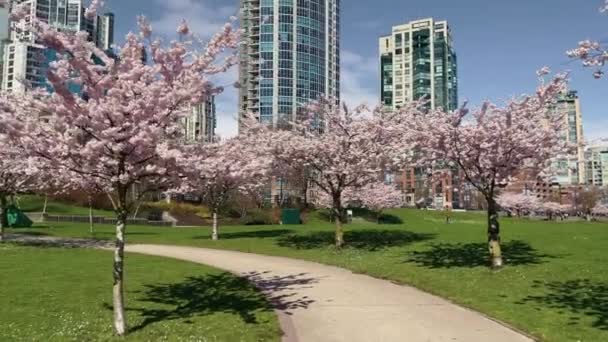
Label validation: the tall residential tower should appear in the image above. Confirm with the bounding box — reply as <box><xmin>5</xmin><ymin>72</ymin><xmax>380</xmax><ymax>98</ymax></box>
<box><xmin>182</xmin><ymin>98</ymin><xmax>217</xmax><ymax>143</ymax></box>
<box><xmin>379</xmin><ymin>18</ymin><xmax>457</xmax><ymax>111</ymax></box>
<box><xmin>553</xmin><ymin>90</ymin><xmax>586</xmax><ymax>186</ymax></box>
<box><xmin>380</xmin><ymin>18</ymin><xmax>459</xmax><ymax>208</ymax></box>
<box><xmin>1</xmin><ymin>0</ymin><xmax>114</xmax><ymax>92</ymax></box>
<box><xmin>238</xmin><ymin>0</ymin><xmax>340</xmax><ymax>129</ymax></box>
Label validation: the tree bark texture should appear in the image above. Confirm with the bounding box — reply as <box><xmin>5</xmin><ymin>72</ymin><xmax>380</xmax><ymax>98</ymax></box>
<box><xmin>89</xmin><ymin>197</ymin><xmax>94</xmax><ymax>234</ymax></box>
<box><xmin>487</xmin><ymin>198</ymin><xmax>503</xmax><ymax>269</ymax></box>
<box><xmin>212</xmin><ymin>210</ymin><xmax>219</xmax><ymax>241</ymax></box>
<box><xmin>113</xmin><ymin>200</ymin><xmax>128</xmax><ymax>336</ymax></box>
<box><xmin>42</xmin><ymin>194</ymin><xmax>48</xmax><ymax>215</ymax></box>
<box><xmin>333</xmin><ymin>194</ymin><xmax>344</xmax><ymax>248</ymax></box>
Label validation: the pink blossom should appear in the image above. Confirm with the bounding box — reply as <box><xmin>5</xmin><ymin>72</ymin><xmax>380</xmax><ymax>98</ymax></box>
<box><xmin>177</xmin><ymin>20</ymin><xmax>190</xmax><ymax>36</ymax></box>
<box><xmin>592</xmin><ymin>203</ymin><xmax>608</xmax><ymax>215</ymax></box>
<box><xmin>1</xmin><ymin>5</ymin><xmax>240</xmax><ymax>334</ymax></box>
<box><xmin>497</xmin><ymin>192</ymin><xmax>540</xmax><ymax>214</ymax></box>
<box><xmin>567</xmin><ymin>2</ymin><xmax>608</xmax><ymax>77</ymax></box>
<box><xmin>536</xmin><ymin>66</ymin><xmax>551</xmax><ymax>77</ymax></box>
<box><xmin>85</xmin><ymin>0</ymin><xmax>104</xmax><ymax>20</ymax></box>
<box><xmin>256</xmin><ymin>97</ymin><xmax>418</xmax><ymax>246</ymax></box>
<box><xmin>175</xmin><ymin>136</ymin><xmax>271</xmax><ymax>239</ymax></box>
<box><xmin>137</xmin><ymin>16</ymin><xmax>153</xmax><ymax>39</ymax></box>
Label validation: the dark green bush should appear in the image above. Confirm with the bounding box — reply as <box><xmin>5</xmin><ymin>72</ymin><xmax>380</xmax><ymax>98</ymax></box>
<box><xmin>240</xmin><ymin>209</ymin><xmax>273</xmax><ymax>225</ymax></box>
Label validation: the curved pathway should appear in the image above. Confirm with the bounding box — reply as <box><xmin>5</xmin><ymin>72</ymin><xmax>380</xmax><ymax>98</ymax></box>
<box><xmin>126</xmin><ymin>244</ymin><xmax>533</xmax><ymax>342</ymax></box>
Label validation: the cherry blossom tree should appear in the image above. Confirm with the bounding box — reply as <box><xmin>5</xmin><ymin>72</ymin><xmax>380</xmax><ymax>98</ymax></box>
<box><xmin>0</xmin><ymin>93</ymin><xmax>41</xmax><ymax>241</ymax></box>
<box><xmin>178</xmin><ymin>136</ymin><xmax>270</xmax><ymax>240</ymax></box>
<box><xmin>312</xmin><ymin>181</ymin><xmax>403</xmax><ymax>223</ymax></box>
<box><xmin>409</xmin><ymin>71</ymin><xmax>571</xmax><ymax>268</ymax></box>
<box><xmin>497</xmin><ymin>192</ymin><xmax>540</xmax><ymax>217</ymax></box>
<box><xmin>570</xmin><ymin>186</ymin><xmax>602</xmax><ymax>221</ymax></box>
<box><xmin>349</xmin><ymin>182</ymin><xmax>404</xmax><ymax>223</ymax></box>
<box><xmin>5</xmin><ymin>2</ymin><xmax>239</xmax><ymax>335</ymax></box>
<box><xmin>567</xmin><ymin>0</ymin><xmax>608</xmax><ymax>78</ymax></box>
<box><xmin>592</xmin><ymin>203</ymin><xmax>608</xmax><ymax>216</ymax></box>
<box><xmin>268</xmin><ymin>98</ymin><xmax>414</xmax><ymax>247</ymax></box>
<box><xmin>540</xmin><ymin>201</ymin><xmax>570</xmax><ymax>220</ymax></box>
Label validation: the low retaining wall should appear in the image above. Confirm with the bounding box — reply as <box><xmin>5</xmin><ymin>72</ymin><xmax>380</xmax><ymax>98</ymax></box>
<box><xmin>25</xmin><ymin>213</ymin><xmax>173</xmax><ymax>227</ymax></box>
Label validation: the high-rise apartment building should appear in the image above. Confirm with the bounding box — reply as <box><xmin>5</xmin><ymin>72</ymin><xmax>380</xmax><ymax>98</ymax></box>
<box><xmin>379</xmin><ymin>18</ymin><xmax>457</xmax><ymax>111</ymax></box>
<box><xmin>238</xmin><ymin>0</ymin><xmax>340</xmax><ymax>130</ymax></box>
<box><xmin>95</xmin><ymin>12</ymin><xmax>114</xmax><ymax>51</ymax></box>
<box><xmin>552</xmin><ymin>90</ymin><xmax>585</xmax><ymax>185</ymax></box>
<box><xmin>0</xmin><ymin>5</ymin><xmax>10</xmax><ymax>86</ymax></box>
<box><xmin>585</xmin><ymin>144</ymin><xmax>608</xmax><ymax>186</ymax></box>
<box><xmin>380</xmin><ymin>18</ymin><xmax>459</xmax><ymax>208</ymax></box>
<box><xmin>1</xmin><ymin>0</ymin><xmax>114</xmax><ymax>92</ymax></box>
<box><xmin>182</xmin><ymin>98</ymin><xmax>216</xmax><ymax>143</ymax></box>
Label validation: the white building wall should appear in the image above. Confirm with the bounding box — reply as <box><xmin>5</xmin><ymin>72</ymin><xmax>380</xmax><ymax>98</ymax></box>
<box><xmin>182</xmin><ymin>97</ymin><xmax>216</xmax><ymax>143</ymax></box>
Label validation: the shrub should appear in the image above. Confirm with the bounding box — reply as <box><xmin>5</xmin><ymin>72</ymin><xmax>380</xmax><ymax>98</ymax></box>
<box><xmin>240</xmin><ymin>209</ymin><xmax>273</xmax><ymax>225</ymax></box>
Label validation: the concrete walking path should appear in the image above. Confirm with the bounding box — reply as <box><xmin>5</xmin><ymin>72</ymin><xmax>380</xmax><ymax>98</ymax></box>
<box><xmin>126</xmin><ymin>244</ymin><xmax>534</xmax><ymax>342</ymax></box>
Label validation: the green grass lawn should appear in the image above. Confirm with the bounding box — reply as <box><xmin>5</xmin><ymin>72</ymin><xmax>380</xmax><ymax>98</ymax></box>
<box><xmin>17</xmin><ymin>194</ymin><xmax>115</xmax><ymax>217</ymax></box>
<box><xmin>0</xmin><ymin>243</ymin><xmax>279</xmax><ymax>342</ymax></box>
<box><xmin>9</xmin><ymin>209</ymin><xmax>608</xmax><ymax>342</ymax></box>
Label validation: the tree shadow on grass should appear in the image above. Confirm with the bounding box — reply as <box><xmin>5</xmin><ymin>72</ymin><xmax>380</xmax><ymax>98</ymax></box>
<box><xmin>10</xmin><ymin>231</ymin><xmax>50</xmax><ymax>237</ymax></box>
<box><xmin>406</xmin><ymin>240</ymin><xmax>556</xmax><ymax>268</ymax></box>
<box><xmin>7</xmin><ymin>235</ymin><xmax>113</xmax><ymax>249</ymax></box>
<box><xmin>317</xmin><ymin>208</ymin><xmax>404</xmax><ymax>225</ymax></box>
<box><xmin>277</xmin><ymin>230</ymin><xmax>435</xmax><ymax>251</ymax></box>
<box><xmin>517</xmin><ymin>279</ymin><xmax>608</xmax><ymax>330</ymax></box>
<box><xmin>351</xmin><ymin>208</ymin><xmax>404</xmax><ymax>224</ymax></box>
<box><xmin>194</xmin><ymin>229</ymin><xmax>294</xmax><ymax>240</ymax></box>
<box><xmin>126</xmin><ymin>272</ymin><xmax>317</xmax><ymax>333</ymax></box>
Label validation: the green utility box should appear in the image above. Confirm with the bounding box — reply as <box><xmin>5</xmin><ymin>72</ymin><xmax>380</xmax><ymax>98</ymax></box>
<box><xmin>7</xmin><ymin>206</ymin><xmax>33</xmax><ymax>228</ymax></box>
<box><xmin>281</xmin><ymin>209</ymin><xmax>301</xmax><ymax>225</ymax></box>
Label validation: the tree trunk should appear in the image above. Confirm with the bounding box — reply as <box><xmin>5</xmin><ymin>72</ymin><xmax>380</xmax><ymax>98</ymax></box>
<box><xmin>335</xmin><ymin>217</ymin><xmax>344</xmax><ymax>248</ymax></box>
<box><xmin>212</xmin><ymin>210</ymin><xmax>219</xmax><ymax>241</ymax></box>
<box><xmin>487</xmin><ymin>198</ymin><xmax>503</xmax><ymax>269</ymax></box>
<box><xmin>89</xmin><ymin>197</ymin><xmax>94</xmax><ymax>234</ymax></box>
<box><xmin>0</xmin><ymin>195</ymin><xmax>7</xmax><ymax>242</ymax></box>
<box><xmin>113</xmin><ymin>208</ymin><xmax>127</xmax><ymax>336</ymax></box>
<box><xmin>42</xmin><ymin>194</ymin><xmax>48</xmax><ymax>215</ymax></box>
<box><xmin>42</xmin><ymin>194</ymin><xmax>48</xmax><ymax>222</ymax></box>
<box><xmin>333</xmin><ymin>194</ymin><xmax>344</xmax><ymax>248</ymax></box>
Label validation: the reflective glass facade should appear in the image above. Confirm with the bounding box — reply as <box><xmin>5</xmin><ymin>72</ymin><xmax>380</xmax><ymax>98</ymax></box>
<box><xmin>239</xmin><ymin>0</ymin><xmax>340</xmax><ymax>130</ymax></box>
<box><xmin>553</xmin><ymin>91</ymin><xmax>586</xmax><ymax>185</ymax></box>
<box><xmin>379</xmin><ymin>18</ymin><xmax>457</xmax><ymax>112</ymax></box>
<box><xmin>2</xmin><ymin>0</ymin><xmax>114</xmax><ymax>92</ymax></box>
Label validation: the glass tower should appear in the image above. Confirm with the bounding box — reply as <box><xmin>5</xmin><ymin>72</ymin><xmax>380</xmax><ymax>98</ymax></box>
<box><xmin>182</xmin><ymin>97</ymin><xmax>217</xmax><ymax>144</ymax></box>
<box><xmin>2</xmin><ymin>0</ymin><xmax>114</xmax><ymax>92</ymax></box>
<box><xmin>380</xmin><ymin>19</ymin><xmax>460</xmax><ymax>209</ymax></box>
<box><xmin>379</xmin><ymin>18</ymin><xmax>457</xmax><ymax>111</ymax></box>
<box><xmin>553</xmin><ymin>90</ymin><xmax>585</xmax><ymax>185</ymax></box>
<box><xmin>239</xmin><ymin>0</ymin><xmax>340</xmax><ymax>130</ymax></box>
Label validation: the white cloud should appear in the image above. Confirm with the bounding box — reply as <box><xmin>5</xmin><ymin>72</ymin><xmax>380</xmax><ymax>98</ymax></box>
<box><xmin>149</xmin><ymin>0</ymin><xmax>236</xmax><ymax>39</ymax></box>
<box><xmin>148</xmin><ymin>4</ymin><xmax>381</xmax><ymax>136</ymax></box>
<box><xmin>150</xmin><ymin>0</ymin><xmax>240</xmax><ymax>138</ymax></box>
<box><xmin>210</xmin><ymin>67</ymin><xmax>239</xmax><ymax>139</ymax></box>
<box><xmin>212</xmin><ymin>49</ymin><xmax>382</xmax><ymax>138</ymax></box>
<box><xmin>340</xmin><ymin>50</ymin><xmax>379</xmax><ymax>107</ymax></box>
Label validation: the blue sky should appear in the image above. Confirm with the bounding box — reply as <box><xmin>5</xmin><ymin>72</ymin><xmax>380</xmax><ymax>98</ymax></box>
<box><xmin>104</xmin><ymin>0</ymin><xmax>607</xmax><ymax>140</ymax></box>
